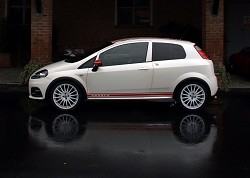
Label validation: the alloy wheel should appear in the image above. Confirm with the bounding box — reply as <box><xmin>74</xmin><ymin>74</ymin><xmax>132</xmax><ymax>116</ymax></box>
<box><xmin>52</xmin><ymin>83</ymin><xmax>80</xmax><ymax>110</ymax></box>
<box><xmin>180</xmin><ymin>83</ymin><xmax>206</xmax><ymax>110</ymax></box>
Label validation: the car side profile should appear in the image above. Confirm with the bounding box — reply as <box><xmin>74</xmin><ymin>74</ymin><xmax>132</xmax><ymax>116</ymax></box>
<box><xmin>29</xmin><ymin>38</ymin><xmax>218</xmax><ymax>111</ymax></box>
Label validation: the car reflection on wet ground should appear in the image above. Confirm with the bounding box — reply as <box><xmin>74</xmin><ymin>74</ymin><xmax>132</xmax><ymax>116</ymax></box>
<box><xmin>0</xmin><ymin>85</ymin><xmax>250</xmax><ymax>178</ymax></box>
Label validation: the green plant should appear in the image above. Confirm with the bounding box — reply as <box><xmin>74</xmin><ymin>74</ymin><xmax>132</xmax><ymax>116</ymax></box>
<box><xmin>19</xmin><ymin>61</ymin><xmax>45</xmax><ymax>85</ymax></box>
<box><xmin>215</xmin><ymin>64</ymin><xmax>230</xmax><ymax>92</ymax></box>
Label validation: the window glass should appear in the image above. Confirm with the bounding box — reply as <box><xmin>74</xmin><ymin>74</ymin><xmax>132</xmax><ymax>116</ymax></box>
<box><xmin>9</xmin><ymin>0</ymin><xmax>23</xmax><ymax>6</ymax></box>
<box><xmin>26</xmin><ymin>0</ymin><xmax>31</xmax><ymax>5</ymax></box>
<box><xmin>152</xmin><ymin>43</ymin><xmax>186</xmax><ymax>61</ymax></box>
<box><xmin>117</xmin><ymin>0</ymin><xmax>133</xmax><ymax>7</ymax></box>
<box><xmin>99</xmin><ymin>42</ymin><xmax>148</xmax><ymax>66</ymax></box>
<box><xmin>117</xmin><ymin>0</ymin><xmax>151</xmax><ymax>26</ymax></box>
<box><xmin>117</xmin><ymin>8</ymin><xmax>133</xmax><ymax>25</ymax></box>
<box><xmin>135</xmin><ymin>0</ymin><xmax>150</xmax><ymax>7</ymax></box>
<box><xmin>8</xmin><ymin>0</ymin><xmax>31</xmax><ymax>25</ymax></box>
<box><xmin>9</xmin><ymin>0</ymin><xmax>31</xmax><ymax>6</ymax></box>
<box><xmin>78</xmin><ymin>56</ymin><xmax>96</xmax><ymax>69</ymax></box>
<box><xmin>9</xmin><ymin>8</ymin><xmax>23</xmax><ymax>24</ymax></box>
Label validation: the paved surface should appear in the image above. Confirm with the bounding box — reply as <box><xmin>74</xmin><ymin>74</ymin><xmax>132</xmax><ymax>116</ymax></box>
<box><xmin>0</xmin><ymin>68</ymin><xmax>250</xmax><ymax>88</ymax></box>
<box><xmin>0</xmin><ymin>67</ymin><xmax>250</xmax><ymax>178</ymax></box>
<box><xmin>0</xmin><ymin>68</ymin><xmax>23</xmax><ymax>84</ymax></box>
<box><xmin>0</xmin><ymin>84</ymin><xmax>250</xmax><ymax>178</ymax></box>
<box><xmin>229</xmin><ymin>74</ymin><xmax>250</xmax><ymax>88</ymax></box>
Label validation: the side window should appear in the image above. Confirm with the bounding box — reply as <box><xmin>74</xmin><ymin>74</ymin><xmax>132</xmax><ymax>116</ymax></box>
<box><xmin>99</xmin><ymin>42</ymin><xmax>148</xmax><ymax>66</ymax></box>
<box><xmin>78</xmin><ymin>56</ymin><xmax>96</xmax><ymax>69</ymax></box>
<box><xmin>152</xmin><ymin>43</ymin><xmax>186</xmax><ymax>61</ymax></box>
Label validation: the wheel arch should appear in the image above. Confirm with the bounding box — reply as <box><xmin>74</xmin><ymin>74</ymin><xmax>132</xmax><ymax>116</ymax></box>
<box><xmin>45</xmin><ymin>77</ymin><xmax>87</xmax><ymax>100</ymax></box>
<box><xmin>173</xmin><ymin>77</ymin><xmax>211</xmax><ymax>100</ymax></box>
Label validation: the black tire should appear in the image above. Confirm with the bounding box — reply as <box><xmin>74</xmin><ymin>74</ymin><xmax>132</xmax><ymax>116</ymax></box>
<box><xmin>176</xmin><ymin>82</ymin><xmax>208</xmax><ymax>111</ymax></box>
<box><xmin>50</xmin><ymin>81</ymin><xmax>82</xmax><ymax>111</ymax></box>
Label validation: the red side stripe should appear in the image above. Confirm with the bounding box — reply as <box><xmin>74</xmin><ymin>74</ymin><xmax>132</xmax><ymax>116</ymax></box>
<box><xmin>87</xmin><ymin>92</ymin><xmax>173</xmax><ymax>98</ymax></box>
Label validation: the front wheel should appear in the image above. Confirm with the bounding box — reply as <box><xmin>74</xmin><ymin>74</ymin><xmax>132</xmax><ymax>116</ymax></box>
<box><xmin>51</xmin><ymin>81</ymin><xmax>82</xmax><ymax>111</ymax></box>
<box><xmin>177</xmin><ymin>82</ymin><xmax>208</xmax><ymax>111</ymax></box>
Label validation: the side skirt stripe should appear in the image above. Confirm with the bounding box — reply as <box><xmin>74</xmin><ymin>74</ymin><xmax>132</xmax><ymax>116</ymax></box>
<box><xmin>87</xmin><ymin>92</ymin><xmax>173</xmax><ymax>99</ymax></box>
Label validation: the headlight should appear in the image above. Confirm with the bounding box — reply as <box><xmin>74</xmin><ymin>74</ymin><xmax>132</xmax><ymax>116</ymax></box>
<box><xmin>31</xmin><ymin>69</ymin><xmax>48</xmax><ymax>79</ymax></box>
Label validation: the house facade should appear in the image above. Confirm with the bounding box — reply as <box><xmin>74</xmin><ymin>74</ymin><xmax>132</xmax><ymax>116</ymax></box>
<box><xmin>1</xmin><ymin>0</ymin><xmax>249</xmax><ymax>68</ymax></box>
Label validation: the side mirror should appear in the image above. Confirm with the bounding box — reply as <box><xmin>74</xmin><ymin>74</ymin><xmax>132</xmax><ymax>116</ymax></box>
<box><xmin>92</xmin><ymin>59</ymin><xmax>102</xmax><ymax>72</ymax></box>
<box><xmin>94</xmin><ymin>59</ymin><xmax>102</xmax><ymax>67</ymax></box>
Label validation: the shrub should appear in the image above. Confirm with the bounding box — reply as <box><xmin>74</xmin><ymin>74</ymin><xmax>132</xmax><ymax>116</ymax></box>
<box><xmin>215</xmin><ymin>64</ymin><xmax>230</xmax><ymax>92</ymax></box>
<box><xmin>19</xmin><ymin>61</ymin><xmax>45</xmax><ymax>85</ymax></box>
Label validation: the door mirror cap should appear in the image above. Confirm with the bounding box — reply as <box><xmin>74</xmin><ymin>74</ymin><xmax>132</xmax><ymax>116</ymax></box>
<box><xmin>94</xmin><ymin>59</ymin><xmax>102</xmax><ymax>67</ymax></box>
<box><xmin>92</xmin><ymin>59</ymin><xmax>102</xmax><ymax>72</ymax></box>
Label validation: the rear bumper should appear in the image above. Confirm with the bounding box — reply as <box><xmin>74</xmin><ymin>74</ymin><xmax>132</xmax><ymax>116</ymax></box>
<box><xmin>209</xmin><ymin>75</ymin><xmax>218</xmax><ymax>96</ymax></box>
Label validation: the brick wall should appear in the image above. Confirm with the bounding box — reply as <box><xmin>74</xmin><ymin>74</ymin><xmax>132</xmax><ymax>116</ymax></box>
<box><xmin>31</xmin><ymin>0</ymin><xmax>53</xmax><ymax>63</ymax></box>
<box><xmin>53</xmin><ymin>0</ymin><xmax>201</xmax><ymax>58</ymax></box>
<box><xmin>202</xmin><ymin>0</ymin><xmax>224</xmax><ymax>66</ymax></box>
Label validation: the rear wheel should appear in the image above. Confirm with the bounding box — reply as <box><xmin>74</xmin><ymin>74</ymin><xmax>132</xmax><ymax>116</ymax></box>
<box><xmin>51</xmin><ymin>81</ymin><xmax>82</xmax><ymax>111</ymax></box>
<box><xmin>177</xmin><ymin>82</ymin><xmax>208</xmax><ymax>111</ymax></box>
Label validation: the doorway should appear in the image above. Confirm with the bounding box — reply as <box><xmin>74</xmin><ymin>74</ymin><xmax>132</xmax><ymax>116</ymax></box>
<box><xmin>226</xmin><ymin>0</ymin><xmax>250</xmax><ymax>88</ymax></box>
<box><xmin>7</xmin><ymin>0</ymin><xmax>31</xmax><ymax>67</ymax></box>
<box><xmin>226</xmin><ymin>1</ymin><xmax>250</xmax><ymax>58</ymax></box>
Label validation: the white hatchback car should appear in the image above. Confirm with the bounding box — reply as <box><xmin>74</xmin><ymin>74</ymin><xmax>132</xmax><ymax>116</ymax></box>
<box><xmin>29</xmin><ymin>38</ymin><xmax>218</xmax><ymax>111</ymax></box>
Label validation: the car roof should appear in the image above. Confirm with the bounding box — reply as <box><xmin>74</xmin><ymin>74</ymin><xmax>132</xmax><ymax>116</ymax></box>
<box><xmin>112</xmin><ymin>37</ymin><xmax>194</xmax><ymax>45</ymax></box>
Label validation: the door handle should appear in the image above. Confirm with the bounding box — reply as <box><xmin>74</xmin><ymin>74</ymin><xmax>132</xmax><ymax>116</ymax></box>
<box><xmin>138</xmin><ymin>67</ymin><xmax>149</xmax><ymax>71</ymax></box>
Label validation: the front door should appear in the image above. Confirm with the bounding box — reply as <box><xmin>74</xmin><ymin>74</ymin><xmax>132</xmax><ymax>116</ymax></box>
<box><xmin>8</xmin><ymin>0</ymin><xmax>31</xmax><ymax>66</ymax></box>
<box><xmin>86</xmin><ymin>42</ymin><xmax>153</xmax><ymax>99</ymax></box>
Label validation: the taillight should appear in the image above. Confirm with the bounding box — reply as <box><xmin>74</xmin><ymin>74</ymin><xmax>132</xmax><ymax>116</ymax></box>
<box><xmin>194</xmin><ymin>45</ymin><xmax>210</xmax><ymax>60</ymax></box>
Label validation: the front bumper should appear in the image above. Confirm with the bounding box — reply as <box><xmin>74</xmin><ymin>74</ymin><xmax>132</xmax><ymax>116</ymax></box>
<box><xmin>29</xmin><ymin>78</ymin><xmax>51</xmax><ymax>100</ymax></box>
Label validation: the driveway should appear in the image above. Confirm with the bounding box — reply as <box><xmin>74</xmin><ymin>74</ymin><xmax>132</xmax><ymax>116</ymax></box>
<box><xmin>0</xmin><ymin>85</ymin><xmax>250</xmax><ymax>178</ymax></box>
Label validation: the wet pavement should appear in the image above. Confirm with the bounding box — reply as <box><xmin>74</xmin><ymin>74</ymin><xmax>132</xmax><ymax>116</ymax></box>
<box><xmin>0</xmin><ymin>85</ymin><xmax>250</xmax><ymax>178</ymax></box>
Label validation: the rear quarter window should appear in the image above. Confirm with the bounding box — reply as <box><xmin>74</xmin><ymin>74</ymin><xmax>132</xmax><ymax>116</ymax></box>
<box><xmin>152</xmin><ymin>43</ymin><xmax>186</xmax><ymax>61</ymax></box>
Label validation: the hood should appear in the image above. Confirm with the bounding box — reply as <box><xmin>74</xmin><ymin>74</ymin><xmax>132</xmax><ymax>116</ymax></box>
<box><xmin>40</xmin><ymin>60</ymin><xmax>82</xmax><ymax>73</ymax></box>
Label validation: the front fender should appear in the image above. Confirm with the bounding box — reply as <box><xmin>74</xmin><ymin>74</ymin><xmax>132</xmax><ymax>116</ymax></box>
<box><xmin>45</xmin><ymin>74</ymin><xmax>88</xmax><ymax>99</ymax></box>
